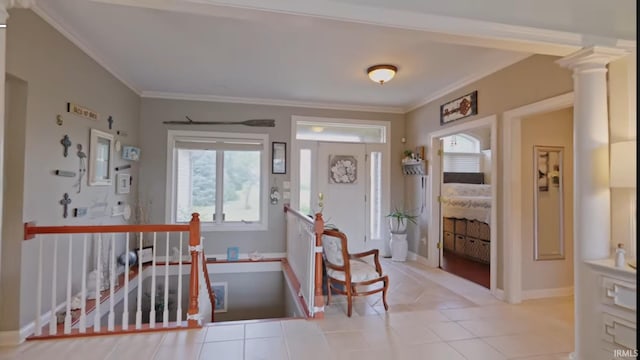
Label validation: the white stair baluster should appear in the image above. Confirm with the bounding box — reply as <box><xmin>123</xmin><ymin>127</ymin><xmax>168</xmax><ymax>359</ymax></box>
<box><xmin>49</xmin><ymin>236</ymin><xmax>58</xmax><ymax>335</ymax></box>
<box><xmin>34</xmin><ymin>237</ymin><xmax>43</xmax><ymax>336</ymax></box>
<box><xmin>176</xmin><ymin>232</ymin><xmax>183</xmax><ymax>326</ymax></box>
<box><xmin>135</xmin><ymin>232</ymin><xmax>143</xmax><ymax>329</ymax></box>
<box><xmin>79</xmin><ymin>234</ymin><xmax>87</xmax><ymax>333</ymax></box>
<box><xmin>108</xmin><ymin>233</ymin><xmax>115</xmax><ymax>331</ymax></box>
<box><xmin>150</xmin><ymin>232</ymin><xmax>157</xmax><ymax>328</ymax></box>
<box><xmin>122</xmin><ymin>233</ymin><xmax>130</xmax><ymax>330</ymax></box>
<box><xmin>93</xmin><ymin>233</ymin><xmax>102</xmax><ymax>331</ymax></box>
<box><xmin>163</xmin><ymin>232</ymin><xmax>170</xmax><ymax>327</ymax></box>
<box><xmin>64</xmin><ymin>235</ymin><xmax>73</xmax><ymax>334</ymax></box>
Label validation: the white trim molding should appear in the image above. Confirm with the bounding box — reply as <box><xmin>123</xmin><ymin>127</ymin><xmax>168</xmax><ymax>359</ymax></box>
<box><xmin>0</xmin><ymin>330</ymin><xmax>22</xmax><ymax>346</ymax></box>
<box><xmin>522</xmin><ymin>286</ymin><xmax>574</xmax><ymax>300</ymax></box>
<box><xmin>143</xmin><ymin>91</ymin><xmax>405</xmax><ymax>114</ymax></box>
<box><xmin>501</xmin><ymin>92</ymin><xmax>574</xmax><ymax>304</ymax></box>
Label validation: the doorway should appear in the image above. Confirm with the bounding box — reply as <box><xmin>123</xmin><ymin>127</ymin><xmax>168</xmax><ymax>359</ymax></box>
<box><xmin>290</xmin><ymin>117</ymin><xmax>390</xmax><ymax>254</ymax></box>
<box><xmin>428</xmin><ymin>115</ymin><xmax>498</xmax><ymax>294</ymax></box>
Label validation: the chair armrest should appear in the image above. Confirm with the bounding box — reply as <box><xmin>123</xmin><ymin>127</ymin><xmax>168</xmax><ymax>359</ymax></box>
<box><xmin>350</xmin><ymin>249</ymin><xmax>383</xmax><ymax>274</ymax></box>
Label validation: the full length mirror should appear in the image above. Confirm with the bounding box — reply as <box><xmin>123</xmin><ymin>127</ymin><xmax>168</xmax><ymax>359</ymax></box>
<box><xmin>534</xmin><ymin>145</ymin><xmax>564</xmax><ymax>260</ymax></box>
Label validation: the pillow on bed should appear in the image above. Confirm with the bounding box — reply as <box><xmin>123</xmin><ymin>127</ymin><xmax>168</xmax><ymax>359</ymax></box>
<box><xmin>442</xmin><ymin>183</ymin><xmax>491</xmax><ymax>197</ymax></box>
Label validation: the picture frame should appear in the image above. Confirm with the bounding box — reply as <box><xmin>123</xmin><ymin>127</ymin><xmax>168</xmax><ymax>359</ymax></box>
<box><xmin>116</xmin><ymin>173</ymin><xmax>131</xmax><ymax>194</ymax></box>
<box><xmin>440</xmin><ymin>91</ymin><xmax>478</xmax><ymax>125</ymax></box>
<box><xmin>211</xmin><ymin>282</ymin><xmax>228</xmax><ymax>313</ymax></box>
<box><xmin>136</xmin><ymin>246</ymin><xmax>154</xmax><ymax>265</ymax></box>
<box><xmin>121</xmin><ymin>145</ymin><xmax>140</xmax><ymax>161</ymax></box>
<box><xmin>88</xmin><ymin>128</ymin><xmax>114</xmax><ymax>186</ymax></box>
<box><xmin>272</xmin><ymin>142</ymin><xmax>286</xmax><ymax>174</ymax></box>
<box><xmin>227</xmin><ymin>246</ymin><xmax>239</xmax><ymax>261</ymax></box>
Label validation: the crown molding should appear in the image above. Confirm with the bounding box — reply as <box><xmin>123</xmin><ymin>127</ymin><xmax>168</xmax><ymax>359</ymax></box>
<box><xmin>30</xmin><ymin>3</ymin><xmax>141</xmax><ymax>96</ymax></box>
<box><xmin>142</xmin><ymin>91</ymin><xmax>405</xmax><ymax>114</ymax></box>
<box><xmin>405</xmin><ymin>52</ymin><xmax>532</xmax><ymax>113</ymax></box>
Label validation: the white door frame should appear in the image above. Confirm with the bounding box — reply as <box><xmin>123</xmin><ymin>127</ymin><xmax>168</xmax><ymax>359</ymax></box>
<box><xmin>501</xmin><ymin>92</ymin><xmax>574</xmax><ymax>304</ymax></box>
<box><xmin>289</xmin><ymin>116</ymin><xmax>391</xmax><ymax>235</ymax></box>
<box><xmin>427</xmin><ymin>115</ymin><xmax>498</xmax><ymax>296</ymax></box>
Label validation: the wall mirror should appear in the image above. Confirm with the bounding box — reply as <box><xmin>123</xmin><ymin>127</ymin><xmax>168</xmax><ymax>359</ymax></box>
<box><xmin>533</xmin><ymin>145</ymin><xmax>564</xmax><ymax>260</ymax></box>
<box><xmin>89</xmin><ymin>128</ymin><xmax>114</xmax><ymax>186</ymax></box>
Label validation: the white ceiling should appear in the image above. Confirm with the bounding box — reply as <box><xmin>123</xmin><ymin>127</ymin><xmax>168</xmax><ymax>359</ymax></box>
<box><xmin>33</xmin><ymin>0</ymin><xmax>538</xmax><ymax>113</ymax></box>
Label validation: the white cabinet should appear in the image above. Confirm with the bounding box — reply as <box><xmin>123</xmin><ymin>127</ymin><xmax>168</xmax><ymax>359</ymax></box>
<box><xmin>586</xmin><ymin>259</ymin><xmax>637</xmax><ymax>359</ymax></box>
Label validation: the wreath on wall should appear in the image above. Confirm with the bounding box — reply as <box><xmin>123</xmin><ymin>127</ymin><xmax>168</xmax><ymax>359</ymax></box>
<box><xmin>329</xmin><ymin>155</ymin><xmax>357</xmax><ymax>184</ymax></box>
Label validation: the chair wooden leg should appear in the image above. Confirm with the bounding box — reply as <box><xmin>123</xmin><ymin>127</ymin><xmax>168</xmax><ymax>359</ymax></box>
<box><xmin>382</xmin><ymin>276</ymin><xmax>389</xmax><ymax>311</ymax></box>
<box><xmin>347</xmin><ymin>284</ymin><xmax>353</xmax><ymax>317</ymax></box>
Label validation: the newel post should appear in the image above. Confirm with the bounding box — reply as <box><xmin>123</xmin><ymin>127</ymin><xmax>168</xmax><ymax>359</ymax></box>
<box><xmin>187</xmin><ymin>213</ymin><xmax>201</xmax><ymax>327</ymax></box>
<box><xmin>313</xmin><ymin>212</ymin><xmax>325</xmax><ymax>318</ymax></box>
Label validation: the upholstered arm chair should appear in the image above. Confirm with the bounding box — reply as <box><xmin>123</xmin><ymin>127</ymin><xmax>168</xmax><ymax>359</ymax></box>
<box><xmin>322</xmin><ymin>229</ymin><xmax>389</xmax><ymax>317</ymax></box>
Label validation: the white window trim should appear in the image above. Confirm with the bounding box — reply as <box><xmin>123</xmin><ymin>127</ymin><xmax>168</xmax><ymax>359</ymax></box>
<box><xmin>166</xmin><ymin>130</ymin><xmax>269</xmax><ymax>232</ymax></box>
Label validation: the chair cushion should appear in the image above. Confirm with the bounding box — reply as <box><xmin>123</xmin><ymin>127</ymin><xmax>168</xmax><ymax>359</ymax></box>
<box><xmin>327</xmin><ymin>259</ymin><xmax>381</xmax><ymax>282</ymax></box>
<box><xmin>322</xmin><ymin>235</ymin><xmax>344</xmax><ymax>266</ymax></box>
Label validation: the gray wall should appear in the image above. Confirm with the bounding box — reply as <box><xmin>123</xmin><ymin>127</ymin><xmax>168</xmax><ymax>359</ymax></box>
<box><xmin>4</xmin><ymin>9</ymin><xmax>141</xmax><ymax>329</ymax></box>
<box><xmin>140</xmin><ymin>98</ymin><xmax>405</xmax><ymax>255</ymax></box>
<box><xmin>521</xmin><ymin>108</ymin><xmax>574</xmax><ymax>291</ymax></box>
<box><xmin>405</xmin><ymin>54</ymin><xmax>574</xmax><ymax>289</ymax></box>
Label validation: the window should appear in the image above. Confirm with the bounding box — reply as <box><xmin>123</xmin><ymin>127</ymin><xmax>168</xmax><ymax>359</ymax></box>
<box><xmin>167</xmin><ymin>130</ymin><xmax>268</xmax><ymax>230</ymax></box>
<box><xmin>442</xmin><ymin>134</ymin><xmax>481</xmax><ymax>172</ymax></box>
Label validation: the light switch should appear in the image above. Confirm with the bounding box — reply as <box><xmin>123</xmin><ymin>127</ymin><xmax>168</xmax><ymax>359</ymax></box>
<box><xmin>283</xmin><ymin>181</ymin><xmax>291</xmax><ymax>190</ymax></box>
<box><xmin>283</xmin><ymin>191</ymin><xmax>291</xmax><ymax>199</ymax></box>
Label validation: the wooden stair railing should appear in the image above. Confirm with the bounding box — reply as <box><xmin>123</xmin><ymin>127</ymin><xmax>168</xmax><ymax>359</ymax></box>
<box><xmin>201</xmin><ymin>252</ymin><xmax>216</xmax><ymax>322</ymax></box>
<box><xmin>23</xmin><ymin>213</ymin><xmax>203</xmax><ymax>338</ymax></box>
<box><xmin>283</xmin><ymin>205</ymin><xmax>325</xmax><ymax>319</ymax></box>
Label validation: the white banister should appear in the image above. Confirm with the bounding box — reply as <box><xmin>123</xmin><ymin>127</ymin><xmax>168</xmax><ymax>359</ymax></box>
<box><xmin>150</xmin><ymin>232</ymin><xmax>157</xmax><ymax>328</ymax></box>
<box><xmin>49</xmin><ymin>236</ymin><xmax>58</xmax><ymax>335</ymax></box>
<box><xmin>79</xmin><ymin>234</ymin><xmax>87</xmax><ymax>333</ymax></box>
<box><xmin>108</xmin><ymin>233</ymin><xmax>115</xmax><ymax>331</ymax></box>
<box><xmin>177</xmin><ymin>232</ymin><xmax>183</xmax><ymax>326</ymax></box>
<box><xmin>163</xmin><ymin>232</ymin><xmax>170</xmax><ymax>327</ymax></box>
<box><xmin>34</xmin><ymin>238</ymin><xmax>43</xmax><ymax>336</ymax></box>
<box><xmin>64</xmin><ymin>235</ymin><xmax>73</xmax><ymax>334</ymax></box>
<box><xmin>135</xmin><ymin>232</ymin><xmax>143</xmax><ymax>329</ymax></box>
<box><xmin>122</xmin><ymin>233</ymin><xmax>130</xmax><ymax>330</ymax></box>
<box><xmin>93</xmin><ymin>233</ymin><xmax>102</xmax><ymax>332</ymax></box>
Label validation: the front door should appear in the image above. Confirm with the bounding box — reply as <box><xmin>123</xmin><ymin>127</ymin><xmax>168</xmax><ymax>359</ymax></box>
<box><xmin>317</xmin><ymin>142</ymin><xmax>366</xmax><ymax>253</ymax></box>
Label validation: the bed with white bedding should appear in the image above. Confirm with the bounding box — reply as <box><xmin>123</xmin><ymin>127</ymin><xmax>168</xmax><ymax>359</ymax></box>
<box><xmin>441</xmin><ymin>183</ymin><xmax>491</xmax><ymax>223</ymax></box>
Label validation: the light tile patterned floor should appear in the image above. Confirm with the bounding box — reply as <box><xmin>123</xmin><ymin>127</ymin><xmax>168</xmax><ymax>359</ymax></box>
<box><xmin>0</xmin><ymin>260</ymin><xmax>574</xmax><ymax>360</ymax></box>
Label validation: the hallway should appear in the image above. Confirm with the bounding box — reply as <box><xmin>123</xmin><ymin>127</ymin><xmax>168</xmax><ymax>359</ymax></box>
<box><xmin>0</xmin><ymin>260</ymin><xmax>574</xmax><ymax>360</ymax></box>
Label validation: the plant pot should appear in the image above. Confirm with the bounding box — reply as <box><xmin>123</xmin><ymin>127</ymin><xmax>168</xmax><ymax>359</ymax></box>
<box><xmin>388</xmin><ymin>217</ymin><xmax>407</xmax><ymax>234</ymax></box>
<box><xmin>390</xmin><ymin>233</ymin><xmax>408</xmax><ymax>261</ymax></box>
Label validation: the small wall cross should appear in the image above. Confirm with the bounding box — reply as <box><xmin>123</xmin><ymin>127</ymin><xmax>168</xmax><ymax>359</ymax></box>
<box><xmin>60</xmin><ymin>193</ymin><xmax>72</xmax><ymax>218</ymax></box>
<box><xmin>107</xmin><ymin>116</ymin><xmax>113</xmax><ymax>130</ymax></box>
<box><xmin>61</xmin><ymin>135</ymin><xmax>71</xmax><ymax>157</ymax></box>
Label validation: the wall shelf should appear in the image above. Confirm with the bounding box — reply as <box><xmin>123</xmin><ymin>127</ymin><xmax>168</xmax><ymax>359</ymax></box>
<box><xmin>402</xmin><ymin>160</ymin><xmax>426</xmax><ymax>176</ymax></box>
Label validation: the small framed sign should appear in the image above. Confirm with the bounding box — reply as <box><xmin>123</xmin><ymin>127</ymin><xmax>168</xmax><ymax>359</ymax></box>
<box><xmin>116</xmin><ymin>173</ymin><xmax>131</xmax><ymax>194</ymax></box>
<box><xmin>227</xmin><ymin>246</ymin><xmax>239</xmax><ymax>261</ymax></box>
<box><xmin>136</xmin><ymin>246</ymin><xmax>153</xmax><ymax>264</ymax></box>
<box><xmin>440</xmin><ymin>91</ymin><xmax>478</xmax><ymax>125</ymax></box>
<box><xmin>122</xmin><ymin>146</ymin><xmax>140</xmax><ymax>161</ymax></box>
<box><xmin>212</xmin><ymin>282</ymin><xmax>228</xmax><ymax>313</ymax></box>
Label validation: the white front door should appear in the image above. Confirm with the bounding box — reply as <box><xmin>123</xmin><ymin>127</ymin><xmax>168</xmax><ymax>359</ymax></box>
<box><xmin>317</xmin><ymin>142</ymin><xmax>367</xmax><ymax>253</ymax></box>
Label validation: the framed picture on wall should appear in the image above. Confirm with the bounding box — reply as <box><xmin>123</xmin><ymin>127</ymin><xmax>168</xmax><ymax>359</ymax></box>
<box><xmin>272</xmin><ymin>142</ymin><xmax>286</xmax><ymax>174</ymax></box>
<box><xmin>212</xmin><ymin>282</ymin><xmax>228</xmax><ymax>313</ymax></box>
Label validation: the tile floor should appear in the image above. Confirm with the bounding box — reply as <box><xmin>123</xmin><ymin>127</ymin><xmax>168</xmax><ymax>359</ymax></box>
<box><xmin>0</xmin><ymin>260</ymin><xmax>574</xmax><ymax>360</ymax></box>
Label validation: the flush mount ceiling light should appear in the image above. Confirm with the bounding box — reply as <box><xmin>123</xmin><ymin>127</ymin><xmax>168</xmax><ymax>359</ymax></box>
<box><xmin>367</xmin><ymin>64</ymin><xmax>397</xmax><ymax>85</ymax></box>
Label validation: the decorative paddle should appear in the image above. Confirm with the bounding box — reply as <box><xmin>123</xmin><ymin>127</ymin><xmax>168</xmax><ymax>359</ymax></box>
<box><xmin>163</xmin><ymin>116</ymin><xmax>275</xmax><ymax>127</ymax></box>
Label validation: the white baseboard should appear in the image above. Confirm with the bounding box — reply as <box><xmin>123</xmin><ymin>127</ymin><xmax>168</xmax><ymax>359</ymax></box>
<box><xmin>205</xmin><ymin>252</ymin><xmax>286</xmax><ymax>261</ymax></box>
<box><xmin>407</xmin><ymin>251</ymin><xmax>430</xmax><ymax>266</ymax></box>
<box><xmin>0</xmin><ymin>330</ymin><xmax>23</xmax><ymax>347</ymax></box>
<box><xmin>522</xmin><ymin>286</ymin><xmax>574</xmax><ymax>300</ymax></box>
<box><xmin>493</xmin><ymin>288</ymin><xmax>506</xmax><ymax>301</ymax></box>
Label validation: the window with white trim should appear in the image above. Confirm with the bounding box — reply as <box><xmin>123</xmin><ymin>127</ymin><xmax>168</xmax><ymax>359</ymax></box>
<box><xmin>442</xmin><ymin>134</ymin><xmax>481</xmax><ymax>172</ymax></box>
<box><xmin>167</xmin><ymin>130</ymin><xmax>268</xmax><ymax>230</ymax></box>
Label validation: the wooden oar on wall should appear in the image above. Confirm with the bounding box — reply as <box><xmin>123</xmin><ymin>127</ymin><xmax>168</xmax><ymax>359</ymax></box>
<box><xmin>163</xmin><ymin>116</ymin><xmax>275</xmax><ymax>127</ymax></box>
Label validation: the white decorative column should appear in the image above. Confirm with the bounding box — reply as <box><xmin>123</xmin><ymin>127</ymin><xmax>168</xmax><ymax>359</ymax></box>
<box><xmin>557</xmin><ymin>46</ymin><xmax>627</xmax><ymax>360</ymax></box>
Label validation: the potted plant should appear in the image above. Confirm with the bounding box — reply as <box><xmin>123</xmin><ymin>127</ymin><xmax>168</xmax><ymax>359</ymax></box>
<box><xmin>386</xmin><ymin>208</ymin><xmax>418</xmax><ymax>234</ymax></box>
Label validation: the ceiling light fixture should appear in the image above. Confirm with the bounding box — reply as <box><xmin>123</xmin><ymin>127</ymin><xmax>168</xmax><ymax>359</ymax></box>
<box><xmin>367</xmin><ymin>64</ymin><xmax>397</xmax><ymax>85</ymax></box>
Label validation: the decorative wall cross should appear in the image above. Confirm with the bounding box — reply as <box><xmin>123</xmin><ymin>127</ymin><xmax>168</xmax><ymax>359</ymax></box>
<box><xmin>60</xmin><ymin>135</ymin><xmax>71</xmax><ymax>157</ymax></box>
<box><xmin>107</xmin><ymin>116</ymin><xmax>113</xmax><ymax>130</ymax></box>
<box><xmin>60</xmin><ymin>193</ymin><xmax>72</xmax><ymax>218</ymax></box>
